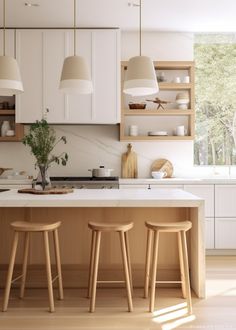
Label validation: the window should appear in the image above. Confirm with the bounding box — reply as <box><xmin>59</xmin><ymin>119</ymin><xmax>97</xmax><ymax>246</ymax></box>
<box><xmin>194</xmin><ymin>34</ymin><xmax>236</xmax><ymax>165</ymax></box>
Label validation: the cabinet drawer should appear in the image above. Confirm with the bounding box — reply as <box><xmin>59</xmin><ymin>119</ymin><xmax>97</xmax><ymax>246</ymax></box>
<box><xmin>215</xmin><ymin>218</ymin><xmax>236</xmax><ymax>249</ymax></box>
<box><xmin>184</xmin><ymin>185</ymin><xmax>214</xmax><ymax>217</ymax></box>
<box><xmin>119</xmin><ymin>184</ymin><xmax>149</xmax><ymax>189</ymax></box>
<box><xmin>215</xmin><ymin>185</ymin><xmax>236</xmax><ymax>217</ymax></box>
<box><xmin>205</xmin><ymin>218</ymin><xmax>214</xmax><ymax>249</ymax></box>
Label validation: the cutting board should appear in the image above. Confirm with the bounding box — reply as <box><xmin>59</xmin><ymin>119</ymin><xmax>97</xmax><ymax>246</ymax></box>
<box><xmin>121</xmin><ymin>144</ymin><xmax>138</xmax><ymax>178</ymax></box>
<box><xmin>151</xmin><ymin>159</ymin><xmax>173</xmax><ymax>178</ymax></box>
<box><xmin>18</xmin><ymin>188</ymin><xmax>74</xmax><ymax>195</ymax></box>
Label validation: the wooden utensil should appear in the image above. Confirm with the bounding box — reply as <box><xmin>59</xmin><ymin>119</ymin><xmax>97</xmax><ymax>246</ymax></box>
<box><xmin>18</xmin><ymin>188</ymin><xmax>74</xmax><ymax>195</ymax></box>
<box><xmin>0</xmin><ymin>168</ymin><xmax>12</xmax><ymax>176</ymax></box>
<box><xmin>151</xmin><ymin>159</ymin><xmax>173</xmax><ymax>178</ymax></box>
<box><xmin>121</xmin><ymin>144</ymin><xmax>138</xmax><ymax>178</ymax></box>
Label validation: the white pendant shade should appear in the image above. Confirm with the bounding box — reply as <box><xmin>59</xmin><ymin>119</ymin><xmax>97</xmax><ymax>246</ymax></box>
<box><xmin>59</xmin><ymin>55</ymin><xmax>93</xmax><ymax>94</ymax></box>
<box><xmin>0</xmin><ymin>56</ymin><xmax>24</xmax><ymax>96</ymax></box>
<box><xmin>123</xmin><ymin>56</ymin><xmax>159</xmax><ymax>96</ymax></box>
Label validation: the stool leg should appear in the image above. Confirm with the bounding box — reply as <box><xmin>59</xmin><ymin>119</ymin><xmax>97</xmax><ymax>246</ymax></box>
<box><xmin>87</xmin><ymin>230</ymin><xmax>96</xmax><ymax>299</ymax></box>
<box><xmin>149</xmin><ymin>230</ymin><xmax>159</xmax><ymax>313</ymax></box>
<box><xmin>180</xmin><ymin>231</ymin><xmax>192</xmax><ymax>315</ymax></box>
<box><xmin>119</xmin><ymin>231</ymin><xmax>133</xmax><ymax>312</ymax></box>
<box><xmin>3</xmin><ymin>231</ymin><xmax>19</xmax><ymax>312</ymax></box>
<box><xmin>53</xmin><ymin>229</ymin><xmax>64</xmax><ymax>300</ymax></box>
<box><xmin>90</xmin><ymin>231</ymin><xmax>101</xmax><ymax>313</ymax></box>
<box><xmin>178</xmin><ymin>232</ymin><xmax>186</xmax><ymax>299</ymax></box>
<box><xmin>144</xmin><ymin>228</ymin><xmax>153</xmax><ymax>298</ymax></box>
<box><xmin>124</xmin><ymin>231</ymin><xmax>133</xmax><ymax>295</ymax></box>
<box><xmin>43</xmin><ymin>231</ymin><xmax>55</xmax><ymax>313</ymax></box>
<box><xmin>20</xmin><ymin>232</ymin><xmax>30</xmax><ymax>299</ymax></box>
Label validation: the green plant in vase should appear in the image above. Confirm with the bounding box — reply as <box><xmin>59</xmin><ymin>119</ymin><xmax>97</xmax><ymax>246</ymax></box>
<box><xmin>22</xmin><ymin>119</ymin><xmax>68</xmax><ymax>190</ymax></box>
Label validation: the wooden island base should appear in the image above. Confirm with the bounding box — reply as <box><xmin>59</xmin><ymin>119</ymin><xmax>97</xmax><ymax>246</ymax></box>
<box><xmin>0</xmin><ymin>206</ymin><xmax>204</xmax><ymax>298</ymax></box>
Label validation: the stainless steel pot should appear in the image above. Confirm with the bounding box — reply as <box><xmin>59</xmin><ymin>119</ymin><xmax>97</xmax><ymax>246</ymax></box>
<box><xmin>88</xmin><ymin>166</ymin><xmax>114</xmax><ymax>177</ymax></box>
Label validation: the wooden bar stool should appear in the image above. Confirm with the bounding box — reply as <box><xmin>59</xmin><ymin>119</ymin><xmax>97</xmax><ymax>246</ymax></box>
<box><xmin>144</xmin><ymin>221</ymin><xmax>192</xmax><ymax>314</ymax></box>
<box><xmin>87</xmin><ymin>221</ymin><xmax>133</xmax><ymax>313</ymax></box>
<box><xmin>2</xmin><ymin>221</ymin><xmax>63</xmax><ymax>313</ymax></box>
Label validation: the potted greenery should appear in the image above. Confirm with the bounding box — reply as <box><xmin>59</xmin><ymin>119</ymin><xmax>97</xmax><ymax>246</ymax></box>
<box><xmin>23</xmin><ymin>119</ymin><xmax>68</xmax><ymax>190</ymax></box>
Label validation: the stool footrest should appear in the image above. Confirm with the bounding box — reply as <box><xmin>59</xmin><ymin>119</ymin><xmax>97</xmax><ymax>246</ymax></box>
<box><xmin>156</xmin><ymin>280</ymin><xmax>182</xmax><ymax>284</ymax></box>
<box><xmin>11</xmin><ymin>274</ymin><xmax>23</xmax><ymax>284</ymax></box>
<box><xmin>97</xmin><ymin>280</ymin><xmax>125</xmax><ymax>284</ymax></box>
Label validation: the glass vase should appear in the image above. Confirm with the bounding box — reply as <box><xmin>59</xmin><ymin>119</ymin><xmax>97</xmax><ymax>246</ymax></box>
<box><xmin>36</xmin><ymin>164</ymin><xmax>51</xmax><ymax>190</ymax></box>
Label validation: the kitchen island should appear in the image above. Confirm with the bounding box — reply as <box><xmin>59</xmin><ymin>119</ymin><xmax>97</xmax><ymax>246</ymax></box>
<box><xmin>0</xmin><ymin>189</ymin><xmax>205</xmax><ymax>298</ymax></box>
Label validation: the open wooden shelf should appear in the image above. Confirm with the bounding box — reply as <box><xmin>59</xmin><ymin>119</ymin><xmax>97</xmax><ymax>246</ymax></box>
<box><xmin>120</xmin><ymin>61</ymin><xmax>195</xmax><ymax>141</ymax></box>
<box><xmin>0</xmin><ymin>109</ymin><xmax>15</xmax><ymax>115</ymax></box>
<box><xmin>159</xmin><ymin>82</ymin><xmax>193</xmax><ymax>90</ymax></box>
<box><xmin>120</xmin><ymin>135</ymin><xmax>194</xmax><ymax>141</ymax></box>
<box><xmin>124</xmin><ymin>109</ymin><xmax>194</xmax><ymax>116</ymax></box>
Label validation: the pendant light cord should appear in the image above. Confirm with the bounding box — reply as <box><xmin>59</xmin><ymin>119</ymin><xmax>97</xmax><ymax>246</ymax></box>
<box><xmin>74</xmin><ymin>0</ymin><xmax>76</xmax><ymax>56</ymax></box>
<box><xmin>3</xmin><ymin>0</ymin><xmax>6</xmax><ymax>56</ymax></box>
<box><xmin>139</xmin><ymin>0</ymin><xmax>142</xmax><ymax>56</ymax></box>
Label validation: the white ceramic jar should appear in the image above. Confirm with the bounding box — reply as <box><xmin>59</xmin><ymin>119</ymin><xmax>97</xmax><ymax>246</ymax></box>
<box><xmin>1</xmin><ymin>121</ymin><xmax>10</xmax><ymax>137</ymax></box>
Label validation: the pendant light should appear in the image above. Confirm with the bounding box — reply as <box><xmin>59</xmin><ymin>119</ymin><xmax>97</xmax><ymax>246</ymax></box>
<box><xmin>0</xmin><ymin>0</ymin><xmax>24</xmax><ymax>96</ymax></box>
<box><xmin>59</xmin><ymin>0</ymin><xmax>93</xmax><ymax>94</ymax></box>
<box><xmin>123</xmin><ymin>0</ymin><xmax>158</xmax><ymax>96</ymax></box>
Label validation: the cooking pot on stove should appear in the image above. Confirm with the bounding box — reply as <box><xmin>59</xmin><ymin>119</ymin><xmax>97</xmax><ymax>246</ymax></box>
<box><xmin>88</xmin><ymin>166</ymin><xmax>114</xmax><ymax>177</ymax></box>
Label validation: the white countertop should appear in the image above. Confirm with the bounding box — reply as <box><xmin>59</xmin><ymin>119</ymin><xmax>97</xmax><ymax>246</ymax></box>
<box><xmin>119</xmin><ymin>177</ymin><xmax>236</xmax><ymax>184</ymax></box>
<box><xmin>0</xmin><ymin>188</ymin><xmax>203</xmax><ymax>208</ymax></box>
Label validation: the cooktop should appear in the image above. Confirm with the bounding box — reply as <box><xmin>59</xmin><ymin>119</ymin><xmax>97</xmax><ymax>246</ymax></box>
<box><xmin>50</xmin><ymin>176</ymin><xmax>119</xmax><ymax>182</ymax></box>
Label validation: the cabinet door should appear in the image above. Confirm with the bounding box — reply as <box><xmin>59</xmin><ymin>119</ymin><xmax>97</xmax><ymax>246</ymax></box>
<box><xmin>16</xmin><ymin>30</ymin><xmax>44</xmax><ymax>123</ymax></box>
<box><xmin>205</xmin><ymin>218</ymin><xmax>214</xmax><ymax>249</ymax></box>
<box><xmin>43</xmin><ymin>30</ymin><xmax>67</xmax><ymax>123</ymax></box>
<box><xmin>66</xmin><ymin>30</ymin><xmax>93</xmax><ymax>123</ymax></box>
<box><xmin>67</xmin><ymin>29</ymin><xmax>120</xmax><ymax>124</ymax></box>
<box><xmin>0</xmin><ymin>30</ymin><xmax>14</xmax><ymax>57</ymax></box>
<box><xmin>151</xmin><ymin>185</ymin><xmax>184</xmax><ymax>189</ymax></box>
<box><xmin>92</xmin><ymin>29</ymin><xmax>120</xmax><ymax>124</ymax></box>
<box><xmin>184</xmin><ymin>185</ymin><xmax>214</xmax><ymax>217</ymax></box>
<box><xmin>215</xmin><ymin>218</ymin><xmax>236</xmax><ymax>249</ymax></box>
<box><xmin>215</xmin><ymin>185</ymin><xmax>236</xmax><ymax>217</ymax></box>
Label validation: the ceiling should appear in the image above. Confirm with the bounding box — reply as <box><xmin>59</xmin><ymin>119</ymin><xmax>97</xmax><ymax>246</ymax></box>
<box><xmin>1</xmin><ymin>0</ymin><xmax>236</xmax><ymax>32</ymax></box>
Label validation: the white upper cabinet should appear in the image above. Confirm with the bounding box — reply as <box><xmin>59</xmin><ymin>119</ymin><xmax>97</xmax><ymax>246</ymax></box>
<box><xmin>16</xmin><ymin>29</ymin><xmax>120</xmax><ymax>124</ymax></box>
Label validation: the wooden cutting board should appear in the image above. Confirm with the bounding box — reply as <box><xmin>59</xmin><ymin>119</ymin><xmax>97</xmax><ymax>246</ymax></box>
<box><xmin>121</xmin><ymin>143</ymin><xmax>138</xmax><ymax>178</ymax></box>
<box><xmin>18</xmin><ymin>188</ymin><xmax>74</xmax><ymax>195</ymax></box>
<box><xmin>151</xmin><ymin>159</ymin><xmax>173</xmax><ymax>178</ymax></box>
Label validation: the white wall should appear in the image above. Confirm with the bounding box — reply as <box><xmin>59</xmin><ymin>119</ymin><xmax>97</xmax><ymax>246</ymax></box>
<box><xmin>0</xmin><ymin>32</ymin><xmax>194</xmax><ymax>178</ymax></box>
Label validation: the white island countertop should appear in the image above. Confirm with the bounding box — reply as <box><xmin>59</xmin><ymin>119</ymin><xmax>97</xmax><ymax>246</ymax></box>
<box><xmin>0</xmin><ymin>188</ymin><xmax>203</xmax><ymax>207</ymax></box>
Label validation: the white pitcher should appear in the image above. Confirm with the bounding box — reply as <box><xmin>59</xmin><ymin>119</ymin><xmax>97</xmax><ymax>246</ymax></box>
<box><xmin>1</xmin><ymin>121</ymin><xmax>10</xmax><ymax>137</ymax></box>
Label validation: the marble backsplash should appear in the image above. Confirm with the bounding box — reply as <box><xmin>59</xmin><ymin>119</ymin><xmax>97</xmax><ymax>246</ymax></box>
<box><xmin>0</xmin><ymin>125</ymin><xmax>194</xmax><ymax>178</ymax></box>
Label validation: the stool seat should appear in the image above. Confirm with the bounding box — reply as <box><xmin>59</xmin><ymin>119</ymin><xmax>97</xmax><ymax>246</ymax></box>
<box><xmin>11</xmin><ymin>221</ymin><xmax>61</xmax><ymax>232</ymax></box>
<box><xmin>145</xmin><ymin>220</ymin><xmax>192</xmax><ymax>232</ymax></box>
<box><xmin>88</xmin><ymin>221</ymin><xmax>133</xmax><ymax>232</ymax></box>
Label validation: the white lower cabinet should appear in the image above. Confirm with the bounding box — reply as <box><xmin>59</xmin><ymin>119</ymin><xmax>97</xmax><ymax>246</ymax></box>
<box><xmin>184</xmin><ymin>185</ymin><xmax>214</xmax><ymax>217</ymax></box>
<box><xmin>215</xmin><ymin>218</ymin><xmax>236</xmax><ymax>249</ymax></box>
<box><xmin>205</xmin><ymin>218</ymin><xmax>214</xmax><ymax>249</ymax></box>
<box><xmin>215</xmin><ymin>185</ymin><xmax>236</xmax><ymax>217</ymax></box>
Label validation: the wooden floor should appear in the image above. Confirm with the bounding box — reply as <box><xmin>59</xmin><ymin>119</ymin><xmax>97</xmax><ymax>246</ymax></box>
<box><xmin>1</xmin><ymin>256</ymin><xmax>236</xmax><ymax>329</ymax></box>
